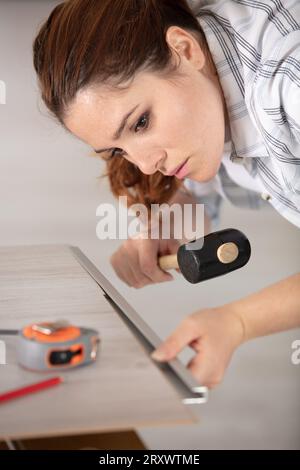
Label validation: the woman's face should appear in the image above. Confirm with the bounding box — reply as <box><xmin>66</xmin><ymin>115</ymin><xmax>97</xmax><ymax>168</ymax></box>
<box><xmin>64</xmin><ymin>27</ymin><xmax>227</xmax><ymax>183</ymax></box>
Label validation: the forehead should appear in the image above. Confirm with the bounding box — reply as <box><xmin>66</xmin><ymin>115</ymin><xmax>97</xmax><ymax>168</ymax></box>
<box><xmin>64</xmin><ymin>71</ymin><xmax>166</xmax><ymax>143</ymax></box>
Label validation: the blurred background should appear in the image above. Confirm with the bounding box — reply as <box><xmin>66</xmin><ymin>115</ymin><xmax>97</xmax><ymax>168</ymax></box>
<box><xmin>0</xmin><ymin>0</ymin><xmax>299</xmax><ymax>449</ymax></box>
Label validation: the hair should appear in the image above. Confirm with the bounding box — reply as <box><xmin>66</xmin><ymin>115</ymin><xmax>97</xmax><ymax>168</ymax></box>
<box><xmin>33</xmin><ymin>0</ymin><xmax>208</xmax><ymax>211</ymax></box>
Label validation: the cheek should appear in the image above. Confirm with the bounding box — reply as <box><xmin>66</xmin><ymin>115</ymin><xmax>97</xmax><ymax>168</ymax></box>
<box><xmin>158</xmin><ymin>95</ymin><xmax>200</xmax><ymax>148</ymax></box>
<box><xmin>196</xmin><ymin>88</ymin><xmax>225</xmax><ymax>162</ymax></box>
<box><xmin>161</xmin><ymin>84</ymin><xmax>215</xmax><ymax>151</ymax></box>
<box><xmin>187</xmin><ymin>92</ymin><xmax>225</xmax><ymax>180</ymax></box>
<box><xmin>201</xmin><ymin>83</ymin><xmax>225</xmax><ymax>137</ymax></box>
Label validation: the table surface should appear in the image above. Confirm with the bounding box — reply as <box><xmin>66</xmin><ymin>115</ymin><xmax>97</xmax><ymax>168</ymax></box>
<box><xmin>0</xmin><ymin>244</ymin><xmax>196</xmax><ymax>440</ymax></box>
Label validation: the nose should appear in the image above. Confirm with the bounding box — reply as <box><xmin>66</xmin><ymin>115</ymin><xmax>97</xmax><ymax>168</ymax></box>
<box><xmin>136</xmin><ymin>149</ymin><xmax>167</xmax><ymax>175</ymax></box>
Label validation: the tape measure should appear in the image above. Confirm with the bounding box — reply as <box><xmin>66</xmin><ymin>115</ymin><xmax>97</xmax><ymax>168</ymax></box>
<box><xmin>16</xmin><ymin>320</ymin><xmax>100</xmax><ymax>371</ymax></box>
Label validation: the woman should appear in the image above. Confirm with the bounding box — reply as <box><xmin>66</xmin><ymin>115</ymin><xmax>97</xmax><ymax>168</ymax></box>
<box><xmin>33</xmin><ymin>0</ymin><xmax>300</xmax><ymax>388</ymax></box>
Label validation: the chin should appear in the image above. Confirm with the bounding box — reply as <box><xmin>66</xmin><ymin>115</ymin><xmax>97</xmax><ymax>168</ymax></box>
<box><xmin>186</xmin><ymin>147</ymin><xmax>223</xmax><ymax>182</ymax></box>
<box><xmin>190</xmin><ymin>161</ymin><xmax>221</xmax><ymax>183</ymax></box>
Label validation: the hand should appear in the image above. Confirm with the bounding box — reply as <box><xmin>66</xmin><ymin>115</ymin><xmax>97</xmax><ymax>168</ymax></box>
<box><xmin>151</xmin><ymin>306</ymin><xmax>246</xmax><ymax>388</ymax></box>
<box><xmin>110</xmin><ymin>236</ymin><xmax>181</xmax><ymax>289</ymax></box>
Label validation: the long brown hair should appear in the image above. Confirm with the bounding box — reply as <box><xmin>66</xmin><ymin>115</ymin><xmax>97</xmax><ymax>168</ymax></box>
<box><xmin>33</xmin><ymin>0</ymin><xmax>208</xmax><ymax>209</ymax></box>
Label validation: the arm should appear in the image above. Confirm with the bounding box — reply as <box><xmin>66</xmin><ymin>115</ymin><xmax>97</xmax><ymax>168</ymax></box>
<box><xmin>151</xmin><ymin>273</ymin><xmax>300</xmax><ymax>388</ymax></box>
<box><xmin>230</xmin><ymin>272</ymin><xmax>300</xmax><ymax>341</ymax></box>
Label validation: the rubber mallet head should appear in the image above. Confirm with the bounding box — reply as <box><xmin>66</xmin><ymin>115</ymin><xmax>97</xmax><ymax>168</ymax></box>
<box><xmin>158</xmin><ymin>228</ymin><xmax>251</xmax><ymax>284</ymax></box>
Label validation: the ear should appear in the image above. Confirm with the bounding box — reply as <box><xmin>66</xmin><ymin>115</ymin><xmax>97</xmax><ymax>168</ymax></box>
<box><xmin>165</xmin><ymin>26</ymin><xmax>206</xmax><ymax>71</ymax></box>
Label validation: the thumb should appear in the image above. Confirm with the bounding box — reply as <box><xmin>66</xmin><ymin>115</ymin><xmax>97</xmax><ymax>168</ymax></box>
<box><xmin>151</xmin><ymin>318</ymin><xmax>198</xmax><ymax>362</ymax></box>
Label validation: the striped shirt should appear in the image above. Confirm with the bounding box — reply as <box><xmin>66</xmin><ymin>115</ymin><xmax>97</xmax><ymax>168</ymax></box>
<box><xmin>184</xmin><ymin>0</ymin><xmax>300</xmax><ymax>229</ymax></box>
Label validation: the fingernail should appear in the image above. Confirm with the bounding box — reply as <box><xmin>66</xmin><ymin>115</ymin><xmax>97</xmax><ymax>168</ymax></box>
<box><xmin>151</xmin><ymin>349</ymin><xmax>166</xmax><ymax>361</ymax></box>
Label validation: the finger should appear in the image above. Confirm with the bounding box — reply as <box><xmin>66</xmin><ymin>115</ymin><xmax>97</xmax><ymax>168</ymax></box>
<box><xmin>160</xmin><ymin>239</ymin><xmax>181</xmax><ymax>274</ymax></box>
<box><xmin>164</xmin><ymin>238</ymin><xmax>181</xmax><ymax>255</ymax></box>
<box><xmin>127</xmin><ymin>263</ymin><xmax>153</xmax><ymax>288</ymax></box>
<box><xmin>138</xmin><ymin>243</ymin><xmax>174</xmax><ymax>283</ymax></box>
<box><xmin>115</xmin><ymin>252</ymin><xmax>152</xmax><ymax>288</ymax></box>
<box><xmin>187</xmin><ymin>351</ymin><xmax>223</xmax><ymax>389</ymax></box>
<box><xmin>151</xmin><ymin>317</ymin><xmax>199</xmax><ymax>362</ymax></box>
<box><xmin>113</xmin><ymin>264</ymin><xmax>136</xmax><ymax>287</ymax></box>
<box><xmin>110</xmin><ymin>255</ymin><xmax>130</xmax><ymax>285</ymax></box>
<box><xmin>186</xmin><ymin>354</ymin><xmax>206</xmax><ymax>386</ymax></box>
<box><xmin>123</xmin><ymin>247</ymin><xmax>155</xmax><ymax>287</ymax></box>
<box><xmin>110</xmin><ymin>249</ymin><xmax>142</xmax><ymax>287</ymax></box>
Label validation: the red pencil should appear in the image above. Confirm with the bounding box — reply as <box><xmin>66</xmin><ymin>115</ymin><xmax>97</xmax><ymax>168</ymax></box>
<box><xmin>0</xmin><ymin>376</ymin><xmax>63</xmax><ymax>404</ymax></box>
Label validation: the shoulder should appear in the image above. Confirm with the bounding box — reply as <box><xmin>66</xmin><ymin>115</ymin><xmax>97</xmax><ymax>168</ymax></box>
<box><xmin>249</xmin><ymin>30</ymin><xmax>300</xmax><ymax>147</ymax></box>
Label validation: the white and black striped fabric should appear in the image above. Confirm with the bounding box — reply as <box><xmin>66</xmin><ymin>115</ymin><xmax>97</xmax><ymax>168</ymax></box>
<box><xmin>185</xmin><ymin>0</ymin><xmax>300</xmax><ymax>228</ymax></box>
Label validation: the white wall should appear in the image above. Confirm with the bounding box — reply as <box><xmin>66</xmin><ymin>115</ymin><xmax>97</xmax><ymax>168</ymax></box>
<box><xmin>0</xmin><ymin>0</ymin><xmax>299</xmax><ymax>449</ymax></box>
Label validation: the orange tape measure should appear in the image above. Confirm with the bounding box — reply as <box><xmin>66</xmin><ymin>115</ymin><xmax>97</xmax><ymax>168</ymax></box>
<box><xmin>17</xmin><ymin>320</ymin><xmax>100</xmax><ymax>371</ymax></box>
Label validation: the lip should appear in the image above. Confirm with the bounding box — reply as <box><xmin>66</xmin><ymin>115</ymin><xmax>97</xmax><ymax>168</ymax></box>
<box><xmin>167</xmin><ymin>158</ymin><xmax>189</xmax><ymax>177</ymax></box>
<box><xmin>174</xmin><ymin>158</ymin><xmax>190</xmax><ymax>179</ymax></box>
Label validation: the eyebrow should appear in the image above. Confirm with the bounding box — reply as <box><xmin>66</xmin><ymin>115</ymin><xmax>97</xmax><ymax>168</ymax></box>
<box><xmin>93</xmin><ymin>104</ymin><xmax>140</xmax><ymax>154</ymax></box>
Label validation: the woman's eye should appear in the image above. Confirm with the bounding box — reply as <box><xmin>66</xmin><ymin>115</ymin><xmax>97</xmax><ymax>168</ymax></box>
<box><xmin>107</xmin><ymin>111</ymin><xmax>150</xmax><ymax>160</ymax></box>
<box><xmin>134</xmin><ymin>112</ymin><xmax>150</xmax><ymax>133</ymax></box>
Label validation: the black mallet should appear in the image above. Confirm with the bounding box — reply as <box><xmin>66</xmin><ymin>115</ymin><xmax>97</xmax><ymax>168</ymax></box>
<box><xmin>158</xmin><ymin>228</ymin><xmax>251</xmax><ymax>284</ymax></box>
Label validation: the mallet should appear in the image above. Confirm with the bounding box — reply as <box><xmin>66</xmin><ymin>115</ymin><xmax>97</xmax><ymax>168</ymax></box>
<box><xmin>158</xmin><ymin>228</ymin><xmax>251</xmax><ymax>284</ymax></box>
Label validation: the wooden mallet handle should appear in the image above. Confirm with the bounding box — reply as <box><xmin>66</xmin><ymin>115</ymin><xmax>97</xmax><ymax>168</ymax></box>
<box><xmin>158</xmin><ymin>254</ymin><xmax>179</xmax><ymax>271</ymax></box>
